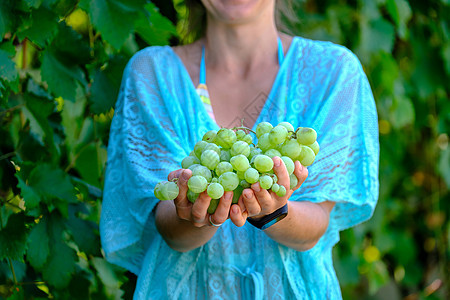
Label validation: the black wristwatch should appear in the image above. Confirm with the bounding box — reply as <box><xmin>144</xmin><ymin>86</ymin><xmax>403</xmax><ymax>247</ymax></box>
<box><xmin>247</xmin><ymin>203</ymin><xmax>288</xmax><ymax>230</ymax></box>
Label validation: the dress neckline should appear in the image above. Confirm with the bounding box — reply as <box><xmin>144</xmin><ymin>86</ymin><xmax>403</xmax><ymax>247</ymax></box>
<box><xmin>168</xmin><ymin>36</ymin><xmax>299</xmax><ymax>131</ymax></box>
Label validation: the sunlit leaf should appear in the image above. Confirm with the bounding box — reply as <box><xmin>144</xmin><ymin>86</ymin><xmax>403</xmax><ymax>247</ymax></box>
<box><xmin>386</xmin><ymin>0</ymin><xmax>412</xmax><ymax>39</ymax></box>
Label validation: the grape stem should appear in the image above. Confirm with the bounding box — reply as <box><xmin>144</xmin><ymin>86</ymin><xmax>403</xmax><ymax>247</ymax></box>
<box><xmin>231</xmin><ymin>126</ymin><xmax>256</xmax><ymax>135</ymax></box>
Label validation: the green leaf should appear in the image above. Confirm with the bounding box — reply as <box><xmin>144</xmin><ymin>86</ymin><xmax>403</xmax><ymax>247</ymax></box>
<box><xmin>42</xmin><ymin>241</ymin><xmax>77</xmax><ymax>288</ymax></box>
<box><xmin>23</xmin><ymin>0</ymin><xmax>43</xmax><ymax>9</ymax></box>
<box><xmin>389</xmin><ymin>96</ymin><xmax>415</xmax><ymax>129</ymax></box>
<box><xmin>41</xmin><ymin>50</ymin><xmax>86</xmax><ymax>101</ymax></box>
<box><xmin>27</xmin><ymin>163</ymin><xmax>77</xmax><ymax>216</ymax></box>
<box><xmin>135</xmin><ymin>3</ymin><xmax>177</xmax><ymax>46</ymax></box>
<box><xmin>51</xmin><ymin>22</ymin><xmax>91</xmax><ymax>65</ymax></box>
<box><xmin>89</xmin><ymin>56</ymin><xmax>127</xmax><ymax>114</ymax></box>
<box><xmin>356</xmin><ymin>17</ymin><xmax>395</xmax><ymax>62</ymax></box>
<box><xmin>0</xmin><ymin>50</ymin><xmax>18</xmax><ymax>83</ymax></box>
<box><xmin>0</xmin><ymin>213</ymin><xmax>28</xmax><ymax>260</ymax></box>
<box><xmin>442</xmin><ymin>42</ymin><xmax>450</xmax><ymax>75</ymax></box>
<box><xmin>386</xmin><ymin>0</ymin><xmax>412</xmax><ymax>39</ymax></box>
<box><xmin>26</xmin><ymin>218</ymin><xmax>50</xmax><ymax>269</ymax></box>
<box><xmin>16</xmin><ymin>175</ymin><xmax>41</xmax><ymax>209</ymax></box>
<box><xmin>0</xmin><ymin>1</ymin><xmax>13</xmax><ymax>38</ymax></box>
<box><xmin>80</xmin><ymin>0</ymin><xmax>146</xmax><ymax>49</ymax></box>
<box><xmin>74</xmin><ymin>142</ymin><xmax>107</xmax><ymax>187</ymax></box>
<box><xmin>16</xmin><ymin>7</ymin><xmax>59</xmax><ymax>48</ymax></box>
<box><xmin>67</xmin><ymin>204</ymin><xmax>100</xmax><ymax>254</ymax></box>
<box><xmin>438</xmin><ymin>147</ymin><xmax>450</xmax><ymax>189</ymax></box>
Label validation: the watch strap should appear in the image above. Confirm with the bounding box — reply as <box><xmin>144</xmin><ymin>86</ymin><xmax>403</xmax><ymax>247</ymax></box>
<box><xmin>247</xmin><ymin>203</ymin><xmax>288</xmax><ymax>230</ymax></box>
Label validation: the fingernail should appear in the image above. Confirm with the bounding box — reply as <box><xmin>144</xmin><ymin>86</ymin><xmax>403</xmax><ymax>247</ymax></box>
<box><xmin>231</xmin><ymin>205</ymin><xmax>239</xmax><ymax>214</ymax></box>
<box><xmin>252</xmin><ymin>184</ymin><xmax>260</xmax><ymax>192</ymax></box>
<box><xmin>244</xmin><ymin>191</ymin><xmax>251</xmax><ymax>199</ymax></box>
<box><xmin>299</xmin><ymin>163</ymin><xmax>304</xmax><ymax>171</ymax></box>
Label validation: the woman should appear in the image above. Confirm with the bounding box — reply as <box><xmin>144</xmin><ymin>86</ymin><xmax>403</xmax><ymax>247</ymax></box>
<box><xmin>100</xmin><ymin>0</ymin><xmax>379</xmax><ymax>299</ymax></box>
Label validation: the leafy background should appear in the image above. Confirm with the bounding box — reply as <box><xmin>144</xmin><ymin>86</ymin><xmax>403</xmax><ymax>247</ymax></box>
<box><xmin>0</xmin><ymin>0</ymin><xmax>448</xmax><ymax>299</ymax></box>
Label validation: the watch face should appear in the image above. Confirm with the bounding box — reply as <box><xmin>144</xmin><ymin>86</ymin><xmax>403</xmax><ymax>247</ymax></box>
<box><xmin>261</xmin><ymin>213</ymin><xmax>288</xmax><ymax>230</ymax></box>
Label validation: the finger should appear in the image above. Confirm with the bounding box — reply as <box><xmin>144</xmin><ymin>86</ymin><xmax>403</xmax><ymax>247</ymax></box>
<box><xmin>168</xmin><ymin>169</ymin><xmax>184</xmax><ymax>181</ymax></box>
<box><xmin>173</xmin><ymin>169</ymin><xmax>193</xmax><ymax>220</ymax></box>
<box><xmin>191</xmin><ymin>191</ymin><xmax>211</xmax><ymax>226</ymax></box>
<box><xmin>175</xmin><ymin>169</ymin><xmax>192</xmax><ymax>199</ymax></box>
<box><xmin>243</xmin><ymin>188</ymin><xmax>264</xmax><ymax>217</ymax></box>
<box><xmin>229</xmin><ymin>204</ymin><xmax>248</xmax><ymax>227</ymax></box>
<box><xmin>211</xmin><ymin>191</ymin><xmax>233</xmax><ymax>224</ymax></box>
<box><xmin>272</xmin><ymin>156</ymin><xmax>290</xmax><ymax>192</ymax></box>
<box><xmin>249</xmin><ymin>183</ymin><xmax>275</xmax><ymax>216</ymax></box>
<box><xmin>292</xmin><ymin>161</ymin><xmax>308</xmax><ymax>191</ymax></box>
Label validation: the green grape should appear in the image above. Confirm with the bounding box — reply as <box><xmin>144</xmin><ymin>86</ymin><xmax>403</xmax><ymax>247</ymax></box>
<box><xmin>307</xmin><ymin>141</ymin><xmax>320</xmax><ymax>155</ymax></box>
<box><xmin>215</xmin><ymin>161</ymin><xmax>233</xmax><ymax>176</ymax></box>
<box><xmin>242</xmin><ymin>134</ymin><xmax>253</xmax><ymax>145</ymax></box>
<box><xmin>278</xmin><ymin>122</ymin><xmax>295</xmax><ymax>132</ymax></box>
<box><xmin>202</xmin><ymin>130</ymin><xmax>217</xmax><ymax>143</ymax></box>
<box><xmin>289</xmin><ymin>174</ymin><xmax>298</xmax><ymax>190</ymax></box>
<box><xmin>280</xmin><ymin>139</ymin><xmax>301</xmax><ymax>160</ymax></box>
<box><xmin>219</xmin><ymin>172</ymin><xmax>239</xmax><ymax>191</ymax></box>
<box><xmin>188</xmin><ymin>163</ymin><xmax>201</xmax><ymax>171</ymax></box>
<box><xmin>240</xmin><ymin>180</ymin><xmax>251</xmax><ymax>189</ymax></box>
<box><xmin>253</xmin><ymin>155</ymin><xmax>274</xmax><ymax>173</ymax></box>
<box><xmin>255</xmin><ymin>122</ymin><xmax>273</xmax><ymax>138</ymax></box>
<box><xmin>194</xmin><ymin>140</ymin><xmax>208</xmax><ymax>158</ymax></box>
<box><xmin>297</xmin><ymin>127</ymin><xmax>317</xmax><ymax>145</ymax></box>
<box><xmin>216</xmin><ymin>128</ymin><xmax>237</xmax><ymax>149</ymax></box>
<box><xmin>230</xmin><ymin>141</ymin><xmax>251</xmax><ymax>157</ymax></box>
<box><xmin>244</xmin><ymin>167</ymin><xmax>259</xmax><ymax>184</ymax></box>
<box><xmin>187</xmin><ymin>189</ymin><xmax>199</xmax><ymax>203</ymax></box>
<box><xmin>188</xmin><ymin>175</ymin><xmax>208</xmax><ymax>193</ymax></box>
<box><xmin>271</xmin><ymin>183</ymin><xmax>280</xmax><ymax>193</ymax></box>
<box><xmin>154</xmin><ymin>181</ymin><xmax>179</xmax><ymax>201</ymax></box>
<box><xmin>232</xmin><ymin>185</ymin><xmax>244</xmax><ymax>204</ymax></box>
<box><xmin>264</xmin><ymin>148</ymin><xmax>282</xmax><ymax>158</ymax></box>
<box><xmin>192</xmin><ymin>165</ymin><xmax>212</xmax><ymax>182</ymax></box>
<box><xmin>276</xmin><ymin>185</ymin><xmax>287</xmax><ymax>197</ymax></box>
<box><xmin>189</xmin><ymin>151</ymin><xmax>196</xmax><ymax>157</ymax></box>
<box><xmin>201</xmin><ymin>149</ymin><xmax>220</xmax><ymax>170</ymax></box>
<box><xmin>207</xmin><ymin>182</ymin><xmax>225</xmax><ymax>199</ymax></box>
<box><xmin>281</xmin><ymin>156</ymin><xmax>295</xmax><ymax>175</ymax></box>
<box><xmin>271</xmin><ymin>174</ymin><xmax>278</xmax><ymax>183</ymax></box>
<box><xmin>181</xmin><ymin>156</ymin><xmax>200</xmax><ymax>169</ymax></box>
<box><xmin>259</xmin><ymin>175</ymin><xmax>273</xmax><ymax>190</ymax></box>
<box><xmin>220</xmin><ymin>149</ymin><xmax>231</xmax><ymax>162</ymax></box>
<box><xmin>249</xmin><ymin>147</ymin><xmax>263</xmax><ymax>160</ymax></box>
<box><xmin>211</xmin><ymin>177</ymin><xmax>219</xmax><ymax>183</ymax></box>
<box><xmin>257</xmin><ymin>133</ymin><xmax>273</xmax><ymax>151</ymax></box>
<box><xmin>235</xmin><ymin>130</ymin><xmax>246</xmax><ymax>140</ymax></box>
<box><xmin>298</xmin><ymin>145</ymin><xmax>316</xmax><ymax>166</ymax></box>
<box><xmin>236</xmin><ymin>170</ymin><xmax>246</xmax><ymax>180</ymax></box>
<box><xmin>208</xmin><ymin>198</ymin><xmax>220</xmax><ymax>214</ymax></box>
<box><xmin>269</xmin><ymin>125</ymin><xmax>288</xmax><ymax>145</ymax></box>
<box><xmin>230</xmin><ymin>154</ymin><xmax>250</xmax><ymax>172</ymax></box>
<box><xmin>204</xmin><ymin>143</ymin><xmax>221</xmax><ymax>155</ymax></box>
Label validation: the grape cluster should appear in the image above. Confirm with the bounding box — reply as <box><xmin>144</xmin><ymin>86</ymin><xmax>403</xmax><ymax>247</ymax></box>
<box><xmin>154</xmin><ymin>121</ymin><xmax>319</xmax><ymax>214</ymax></box>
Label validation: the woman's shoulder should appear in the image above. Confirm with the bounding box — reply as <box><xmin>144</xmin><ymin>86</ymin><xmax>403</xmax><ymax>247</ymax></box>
<box><xmin>292</xmin><ymin>36</ymin><xmax>363</xmax><ymax>70</ymax></box>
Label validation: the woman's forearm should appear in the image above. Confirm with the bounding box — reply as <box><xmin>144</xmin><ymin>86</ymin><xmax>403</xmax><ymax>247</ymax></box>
<box><xmin>263</xmin><ymin>201</ymin><xmax>335</xmax><ymax>251</ymax></box>
<box><xmin>155</xmin><ymin>200</ymin><xmax>217</xmax><ymax>252</ymax></box>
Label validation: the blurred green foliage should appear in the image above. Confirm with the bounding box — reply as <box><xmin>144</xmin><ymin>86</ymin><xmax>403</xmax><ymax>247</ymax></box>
<box><xmin>0</xmin><ymin>0</ymin><xmax>448</xmax><ymax>299</ymax></box>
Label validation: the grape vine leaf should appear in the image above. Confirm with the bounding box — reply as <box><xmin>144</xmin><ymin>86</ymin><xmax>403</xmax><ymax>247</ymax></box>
<box><xmin>0</xmin><ymin>1</ymin><xmax>13</xmax><ymax>38</ymax></box>
<box><xmin>23</xmin><ymin>0</ymin><xmax>43</xmax><ymax>9</ymax></box>
<box><xmin>386</xmin><ymin>0</ymin><xmax>412</xmax><ymax>39</ymax></box>
<box><xmin>16</xmin><ymin>6</ymin><xmax>59</xmax><ymax>48</ymax></box>
<box><xmin>67</xmin><ymin>204</ymin><xmax>101</xmax><ymax>255</ymax></box>
<box><xmin>135</xmin><ymin>3</ymin><xmax>177</xmax><ymax>46</ymax></box>
<box><xmin>16</xmin><ymin>175</ymin><xmax>41</xmax><ymax>209</ymax></box>
<box><xmin>26</xmin><ymin>218</ymin><xmax>50</xmax><ymax>269</ymax></box>
<box><xmin>41</xmin><ymin>49</ymin><xmax>86</xmax><ymax>102</ymax></box>
<box><xmin>79</xmin><ymin>0</ymin><xmax>147</xmax><ymax>49</ymax></box>
<box><xmin>356</xmin><ymin>18</ymin><xmax>395</xmax><ymax>62</ymax></box>
<box><xmin>0</xmin><ymin>213</ymin><xmax>29</xmax><ymax>260</ymax></box>
<box><xmin>0</xmin><ymin>50</ymin><xmax>18</xmax><ymax>84</ymax></box>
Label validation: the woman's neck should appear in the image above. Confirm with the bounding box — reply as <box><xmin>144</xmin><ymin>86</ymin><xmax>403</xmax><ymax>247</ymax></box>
<box><xmin>202</xmin><ymin>6</ymin><xmax>280</xmax><ymax>77</ymax></box>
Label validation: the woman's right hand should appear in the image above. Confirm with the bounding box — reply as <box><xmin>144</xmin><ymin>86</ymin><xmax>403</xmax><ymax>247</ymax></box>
<box><xmin>168</xmin><ymin>169</ymin><xmax>248</xmax><ymax>227</ymax></box>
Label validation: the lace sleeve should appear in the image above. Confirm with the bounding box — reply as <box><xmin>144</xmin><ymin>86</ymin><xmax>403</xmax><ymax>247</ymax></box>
<box><xmin>99</xmin><ymin>48</ymin><xmax>188</xmax><ymax>274</ymax></box>
<box><xmin>292</xmin><ymin>47</ymin><xmax>379</xmax><ymax>232</ymax></box>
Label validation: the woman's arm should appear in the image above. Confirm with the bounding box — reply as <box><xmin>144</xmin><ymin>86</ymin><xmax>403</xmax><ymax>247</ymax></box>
<box><xmin>241</xmin><ymin>156</ymin><xmax>335</xmax><ymax>251</ymax></box>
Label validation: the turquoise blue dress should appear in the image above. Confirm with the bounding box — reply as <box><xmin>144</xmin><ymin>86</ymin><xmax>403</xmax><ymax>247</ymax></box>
<box><xmin>100</xmin><ymin>36</ymin><xmax>380</xmax><ymax>299</ymax></box>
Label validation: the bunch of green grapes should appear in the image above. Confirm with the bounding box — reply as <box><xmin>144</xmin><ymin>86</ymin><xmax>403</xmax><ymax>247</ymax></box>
<box><xmin>154</xmin><ymin>121</ymin><xmax>320</xmax><ymax>214</ymax></box>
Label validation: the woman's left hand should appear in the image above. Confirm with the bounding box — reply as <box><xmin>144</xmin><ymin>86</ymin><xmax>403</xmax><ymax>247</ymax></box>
<box><xmin>242</xmin><ymin>156</ymin><xmax>308</xmax><ymax>219</ymax></box>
